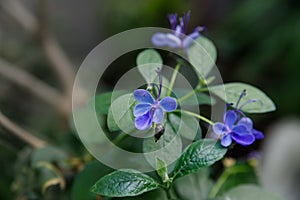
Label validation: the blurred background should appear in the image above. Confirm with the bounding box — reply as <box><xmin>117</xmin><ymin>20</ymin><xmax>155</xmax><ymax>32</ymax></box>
<box><xmin>0</xmin><ymin>0</ymin><xmax>299</xmax><ymax>199</ymax></box>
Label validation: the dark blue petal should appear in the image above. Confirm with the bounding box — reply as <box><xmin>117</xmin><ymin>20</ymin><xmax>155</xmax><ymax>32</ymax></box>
<box><xmin>134</xmin><ymin>89</ymin><xmax>155</xmax><ymax>104</ymax></box>
<box><xmin>213</xmin><ymin>122</ymin><xmax>228</xmax><ymax>135</ymax></box>
<box><xmin>152</xmin><ymin>33</ymin><xmax>168</xmax><ymax>46</ymax></box>
<box><xmin>159</xmin><ymin>97</ymin><xmax>177</xmax><ymax>112</ymax></box>
<box><xmin>153</xmin><ymin>107</ymin><xmax>164</xmax><ymax>124</ymax></box>
<box><xmin>237</xmin><ymin>117</ymin><xmax>253</xmax><ymax>130</ymax></box>
<box><xmin>224</xmin><ymin>110</ymin><xmax>237</xmax><ymax>129</ymax></box>
<box><xmin>232</xmin><ymin>125</ymin><xmax>249</xmax><ymax>135</ymax></box>
<box><xmin>135</xmin><ymin>112</ymin><xmax>152</xmax><ymax>130</ymax></box>
<box><xmin>252</xmin><ymin>129</ymin><xmax>264</xmax><ymax>140</ymax></box>
<box><xmin>165</xmin><ymin>34</ymin><xmax>181</xmax><ymax>48</ymax></box>
<box><xmin>133</xmin><ymin>103</ymin><xmax>152</xmax><ymax>117</ymax></box>
<box><xmin>231</xmin><ymin>131</ymin><xmax>255</xmax><ymax>146</ymax></box>
<box><xmin>221</xmin><ymin>134</ymin><xmax>232</xmax><ymax>147</ymax></box>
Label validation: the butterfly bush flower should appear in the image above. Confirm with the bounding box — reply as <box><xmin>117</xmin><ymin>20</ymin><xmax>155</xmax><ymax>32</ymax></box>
<box><xmin>133</xmin><ymin>70</ymin><xmax>177</xmax><ymax>130</ymax></box>
<box><xmin>213</xmin><ymin>90</ymin><xmax>264</xmax><ymax>147</ymax></box>
<box><xmin>152</xmin><ymin>11</ymin><xmax>205</xmax><ymax>51</ymax></box>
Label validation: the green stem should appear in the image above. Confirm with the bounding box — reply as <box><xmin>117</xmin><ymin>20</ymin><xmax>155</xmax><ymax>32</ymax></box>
<box><xmin>174</xmin><ymin>109</ymin><xmax>214</xmax><ymax>125</ymax></box>
<box><xmin>208</xmin><ymin>166</ymin><xmax>249</xmax><ymax>198</ymax></box>
<box><xmin>111</xmin><ymin>132</ymin><xmax>128</xmax><ymax>145</ymax></box>
<box><xmin>167</xmin><ymin>63</ymin><xmax>181</xmax><ymax>96</ymax></box>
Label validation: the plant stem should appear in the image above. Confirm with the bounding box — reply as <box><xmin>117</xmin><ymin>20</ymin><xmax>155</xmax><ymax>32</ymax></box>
<box><xmin>167</xmin><ymin>63</ymin><xmax>181</xmax><ymax>96</ymax></box>
<box><xmin>112</xmin><ymin>132</ymin><xmax>128</xmax><ymax>145</ymax></box>
<box><xmin>208</xmin><ymin>165</ymin><xmax>249</xmax><ymax>198</ymax></box>
<box><xmin>174</xmin><ymin>110</ymin><xmax>214</xmax><ymax>125</ymax></box>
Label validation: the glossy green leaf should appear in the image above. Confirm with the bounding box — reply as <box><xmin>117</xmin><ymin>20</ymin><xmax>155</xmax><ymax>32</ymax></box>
<box><xmin>210</xmin><ymin>82</ymin><xmax>276</xmax><ymax>113</ymax></box>
<box><xmin>143</xmin><ymin>123</ymin><xmax>182</xmax><ymax>170</ymax></box>
<box><xmin>91</xmin><ymin>169</ymin><xmax>160</xmax><ymax>197</ymax></box>
<box><xmin>137</xmin><ymin>49</ymin><xmax>163</xmax><ymax>84</ymax></box>
<box><xmin>156</xmin><ymin>158</ymin><xmax>169</xmax><ymax>183</ymax></box>
<box><xmin>172</xmin><ymin>139</ymin><xmax>227</xmax><ymax>180</ymax></box>
<box><xmin>107</xmin><ymin>93</ymin><xmax>135</xmax><ymax>132</ymax></box>
<box><xmin>187</xmin><ymin>36</ymin><xmax>217</xmax><ymax>78</ymax></box>
<box><xmin>168</xmin><ymin>113</ymin><xmax>202</xmax><ymax>140</ymax></box>
<box><xmin>219</xmin><ymin>184</ymin><xmax>283</xmax><ymax>200</ymax></box>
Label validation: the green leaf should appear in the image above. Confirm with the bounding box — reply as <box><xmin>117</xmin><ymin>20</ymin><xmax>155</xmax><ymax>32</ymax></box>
<box><xmin>91</xmin><ymin>169</ymin><xmax>160</xmax><ymax>197</ymax></box>
<box><xmin>187</xmin><ymin>36</ymin><xmax>217</xmax><ymax>78</ymax></box>
<box><xmin>143</xmin><ymin>123</ymin><xmax>182</xmax><ymax>170</ymax></box>
<box><xmin>174</xmin><ymin>89</ymin><xmax>215</xmax><ymax>106</ymax></box>
<box><xmin>107</xmin><ymin>93</ymin><xmax>135</xmax><ymax>132</ymax></box>
<box><xmin>71</xmin><ymin>160</ymin><xmax>113</xmax><ymax>200</ymax></box>
<box><xmin>174</xmin><ymin>169</ymin><xmax>213</xmax><ymax>200</ymax></box>
<box><xmin>94</xmin><ymin>90</ymin><xmax>129</xmax><ymax>115</ymax></box>
<box><xmin>210</xmin><ymin>82</ymin><xmax>276</xmax><ymax>113</ymax></box>
<box><xmin>219</xmin><ymin>184</ymin><xmax>283</xmax><ymax>200</ymax></box>
<box><xmin>168</xmin><ymin>113</ymin><xmax>202</xmax><ymax>140</ymax></box>
<box><xmin>137</xmin><ymin>49</ymin><xmax>163</xmax><ymax>84</ymax></box>
<box><xmin>156</xmin><ymin>158</ymin><xmax>169</xmax><ymax>183</ymax></box>
<box><xmin>171</xmin><ymin>139</ymin><xmax>227</xmax><ymax>180</ymax></box>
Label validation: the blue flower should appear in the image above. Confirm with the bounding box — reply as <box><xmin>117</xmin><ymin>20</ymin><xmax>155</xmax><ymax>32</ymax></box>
<box><xmin>213</xmin><ymin>90</ymin><xmax>264</xmax><ymax>147</ymax></box>
<box><xmin>133</xmin><ymin>69</ymin><xmax>177</xmax><ymax>130</ymax></box>
<box><xmin>151</xmin><ymin>11</ymin><xmax>205</xmax><ymax>51</ymax></box>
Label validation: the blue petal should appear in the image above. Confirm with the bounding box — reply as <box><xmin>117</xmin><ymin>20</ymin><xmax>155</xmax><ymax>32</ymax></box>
<box><xmin>252</xmin><ymin>129</ymin><xmax>264</xmax><ymax>140</ymax></box>
<box><xmin>165</xmin><ymin>33</ymin><xmax>181</xmax><ymax>48</ymax></box>
<box><xmin>224</xmin><ymin>110</ymin><xmax>237</xmax><ymax>129</ymax></box>
<box><xmin>135</xmin><ymin>113</ymin><xmax>152</xmax><ymax>130</ymax></box>
<box><xmin>221</xmin><ymin>134</ymin><xmax>232</xmax><ymax>147</ymax></box>
<box><xmin>159</xmin><ymin>97</ymin><xmax>177</xmax><ymax>112</ymax></box>
<box><xmin>133</xmin><ymin>103</ymin><xmax>152</xmax><ymax>117</ymax></box>
<box><xmin>237</xmin><ymin>117</ymin><xmax>253</xmax><ymax>130</ymax></box>
<box><xmin>133</xmin><ymin>89</ymin><xmax>155</xmax><ymax>104</ymax></box>
<box><xmin>182</xmin><ymin>31</ymin><xmax>200</xmax><ymax>50</ymax></box>
<box><xmin>152</xmin><ymin>33</ymin><xmax>168</xmax><ymax>46</ymax></box>
<box><xmin>213</xmin><ymin>122</ymin><xmax>228</xmax><ymax>135</ymax></box>
<box><xmin>231</xmin><ymin>132</ymin><xmax>255</xmax><ymax>146</ymax></box>
<box><xmin>167</xmin><ymin>13</ymin><xmax>177</xmax><ymax>30</ymax></box>
<box><xmin>153</xmin><ymin>107</ymin><xmax>164</xmax><ymax>124</ymax></box>
<box><xmin>232</xmin><ymin>125</ymin><xmax>249</xmax><ymax>135</ymax></box>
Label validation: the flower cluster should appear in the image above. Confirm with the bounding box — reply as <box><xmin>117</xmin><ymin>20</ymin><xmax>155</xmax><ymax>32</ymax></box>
<box><xmin>213</xmin><ymin>90</ymin><xmax>264</xmax><ymax>147</ymax></box>
<box><xmin>133</xmin><ymin>69</ymin><xmax>177</xmax><ymax>130</ymax></box>
<box><xmin>152</xmin><ymin>11</ymin><xmax>205</xmax><ymax>51</ymax></box>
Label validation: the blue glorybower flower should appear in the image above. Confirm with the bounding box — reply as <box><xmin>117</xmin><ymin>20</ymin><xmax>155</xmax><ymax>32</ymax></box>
<box><xmin>152</xmin><ymin>11</ymin><xmax>205</xmax><ymax>51</ymax></box>
<box><xmin>213</xmin><ymin>90</ymin><xmax>264</xmax><ymax>147</ymax></box>
<box><xmin>133</xmin><ymin>70</ymin><xmax>177</xmax><ymax>130</ymax></box>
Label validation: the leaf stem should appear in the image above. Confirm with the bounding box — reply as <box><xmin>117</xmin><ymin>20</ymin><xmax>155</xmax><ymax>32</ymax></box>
<box><xmin>174</xmin><ymin>110</ymin><xmax>214</xmax><ymax>125</ymax></box>
<box><xmin>167</xmin><ymin>63</ymin><xmax>181</xmax><ymax>96</ymax></box>
<box><xmin>208</xmin><ymin>165</ymin><xmax>249</xmax><ymax>198</ymax></box>
<box><xmin>112</xmin><ymin>132</ymin><xmax>128</xmax><ymax>145</ymax></box>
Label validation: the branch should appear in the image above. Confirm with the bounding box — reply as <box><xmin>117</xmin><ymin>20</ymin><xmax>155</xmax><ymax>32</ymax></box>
<box><xmin>0</xmin><ymin>0</ymin><xmax>75</xmax><ymax>96</ymax></box>
<box><xmin>0</xmin><ymin>58</ymin><xmax>69</xmax><ymax>115</ymax></box>
<box><xmin>0</xmin><ymin>111</ymin><xmax>47</xmax><ymax>148</ymax></box>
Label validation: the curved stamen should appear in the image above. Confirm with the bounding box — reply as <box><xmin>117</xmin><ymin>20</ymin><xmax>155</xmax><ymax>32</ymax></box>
<box><xmin>155</xmin><ymin>68</ymin><xmax>163</xmax><ymax>100</ymax></box>
<box><xmin>239</xmin><ymin>98</ymin><xmax>263</xmax><ymax>110</ymax></box>
<box><xmin>235</xmin><ymin>89</ymin><xmax>247</xmax><ymax>108</ymax></box>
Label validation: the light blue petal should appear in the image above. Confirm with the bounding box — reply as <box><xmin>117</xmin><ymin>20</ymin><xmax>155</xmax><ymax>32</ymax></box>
<box><xmin>133</xmin><ymin>89</ymin><xmax>155</xmax><ymax>104</ymax></box>
<box><xmin>221</xmin><ymin>134</ymin><xmax>232</xmax><ymax>147</ymax></box>
<box><xmin>224</xmin><ymin>110</ymin><xmax>237</xmax><ymax>129</ymax></box>
<box><xmin>152</xmin><ymin>33</ymin><xmax>168</xmax><ymax>46</ymax></box>
<box><xmin>237</xmin><ymin>117</ymin><xmax>253</xmax><ymax>130</ymax></box>
<box><xmin>135</xmin><ymin>113</ymin><xmax>152</xmax><ymax>130</ymax></box>
<box><xmin>159</xmin><ymin>97</ymin><xmax>177</xmax><ymax>112</ymax></box>
<box><xmin>183</xmin><ymin>31</ymin><xmax>200</xmax><ymax>49</ymax></box>
<box><xmin>165</xmin><ymin>33</ymin><xmax>181</xmax><ymax>48</ymax></box>
<box><xmin>213</xmin><ymin>122</ymin><xmax>227</xmax><ymax>135</ymax></box>
<box><xmin>153</xmin><ymin>107</ymin><xmax>164</xmax><ymax>124</ymax></box>
<box><xmin>133</xmin><ymin>103</ymin><xmax>152</xmax><ymax>117</ymax></box>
